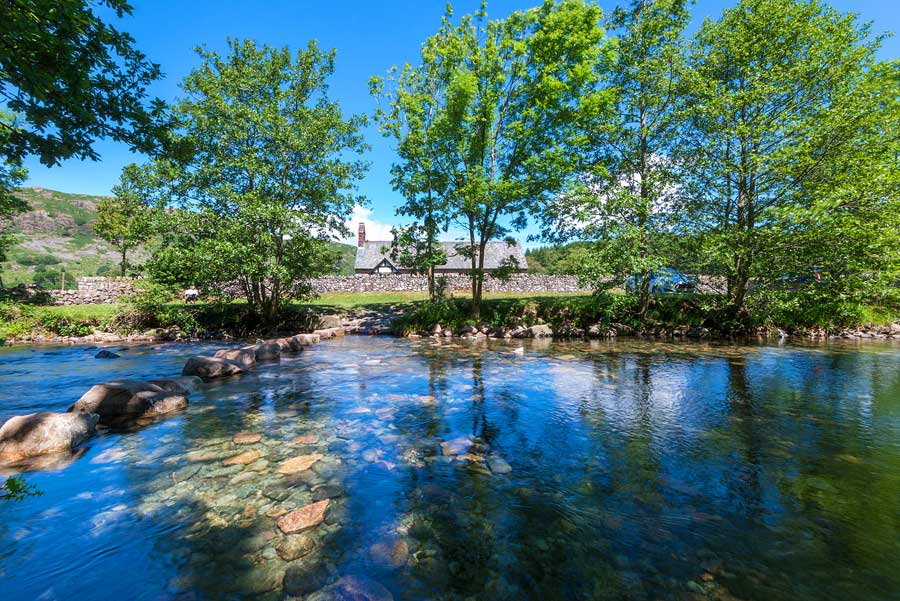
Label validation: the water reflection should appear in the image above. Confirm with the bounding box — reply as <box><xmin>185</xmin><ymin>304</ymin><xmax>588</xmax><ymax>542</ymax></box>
<box><xmin>0</xmin><ymin>337</ymin><xmax>899</xmax><ymax>600</ymax></box>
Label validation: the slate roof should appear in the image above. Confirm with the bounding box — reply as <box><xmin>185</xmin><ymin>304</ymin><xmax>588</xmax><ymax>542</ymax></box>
<box><xmin>355</xmin><ymin>240</ymin><xmax>528</xmax><ymax>272</ymax></box>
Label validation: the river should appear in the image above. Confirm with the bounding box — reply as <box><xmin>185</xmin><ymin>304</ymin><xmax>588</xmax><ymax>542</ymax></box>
<box><xmin>1</xmin><ymin>336</ymin><xmax>899</xmax><ymax>600</ymax></box>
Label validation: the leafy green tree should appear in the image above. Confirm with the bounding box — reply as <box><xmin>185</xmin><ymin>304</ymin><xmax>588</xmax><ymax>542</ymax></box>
<box><xmin>146</xmin><ymin>39</ymin><xmax>368</xmax><ymax>323</ymax></box>
<box><xmin>94</xmin><ymin>164</ymin><xmax>156</xmax><ymax>276</ymax></box>
<box><xmin>383</xmin><ymin>225</ymin><xmax>448</xmax><ymax>300</ymax></box>
<box><xmin>550</xmin><ymin>0</ymin><xmax>690</xmax><ymax>317</ymax></box>
<box><xmin>373</xmin><ymin>0</ymin><xmax>610</xmax><ymax>319</ymax></box>
<box><xmin>0</xmin><ymin>0</ymin><xmax>166</xmax><ymax>167</ymax></box>
<box><xmin>0</xmin><ymin>170</ymin><xmax>27</xmax><ymax>283</ymax></box>
<box><xmin>682</xmin><ymin>0</ymin><xmax>884</xmax><ymax>315</ymax></box>
<box><xmin>756</xmin><ymin>59</ymin><xmax>900</xmax><ymax>323</ymax></box>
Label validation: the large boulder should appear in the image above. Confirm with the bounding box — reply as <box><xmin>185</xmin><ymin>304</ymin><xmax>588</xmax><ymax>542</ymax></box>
<box><xmin>69</xmin><ymin>380</ymin><xmax>188</xmax><ymax>424</ymax></box>
<box><xmin>313</xmin><ymin>327</ymin><xmax>345</xmax><ymax>339</ymax></box>
<box><xmin>315</xmin><ymin>314</ymin><xmax>344</xmax><ymax>330</ymax></box>
<box><xmin>291</xmin><ymin>333</ymin><xmax>320</xmax><ymax>347</ymax></box>
<box><xmin>213</xmin><ymin>347</ymin><xmax>256</xmax><ymax>370</ymax></box>
<box><xmin>0</xmin><ymin>412</ymin><xmax>99</xmax><ymax>460</ymax></box>
<box><xmin>183</xmin><ymin>356</ymin><xmax>245</xmax><ymax>380</ymax></box>
<box><xmin>254</xmin><ymin>342</ymin><xmax>281</xmax><ymax>362</ymax></box>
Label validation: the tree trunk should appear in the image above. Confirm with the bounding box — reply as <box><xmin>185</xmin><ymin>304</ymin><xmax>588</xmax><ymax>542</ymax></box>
<box><xmin>638</xmin><ymin>103</ymin><xmax>651</xmax><ymax>319</ymax></box>
<box><xmin>120</xmin><ymin>247</ymin><xmax>128</xmax><ymax>276</ymax></box>
<box><xmin>467</xmin><ymin>216</ymin><xmax>480</xmax><ymax>320</ymax></box>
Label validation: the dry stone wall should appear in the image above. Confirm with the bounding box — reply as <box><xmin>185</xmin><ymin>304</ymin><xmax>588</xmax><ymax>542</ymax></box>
<box><xmin>53</xmin><ymin>277</ymin><xmax>138</xmax><ymax>305</ymax></box>
<box><xmin>48</xmin><ymin>274</ymin><xmax>589</xmax><ymax>305</ymax></box>
<box><xmin>309</xmin><ymin>274</ymin><xmax>589</xmax><ymax>294</ymax></box>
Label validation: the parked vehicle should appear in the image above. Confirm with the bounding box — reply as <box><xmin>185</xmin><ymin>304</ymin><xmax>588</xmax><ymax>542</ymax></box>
<box><xmin>625</xmin><ymin>268</ymin><xmax>698</xmax><ymax>295</ymax></box>
<box><xmin>778</xmin><ymin>267</ymin><xmax>826</xmax><ymax>288</ymax></box>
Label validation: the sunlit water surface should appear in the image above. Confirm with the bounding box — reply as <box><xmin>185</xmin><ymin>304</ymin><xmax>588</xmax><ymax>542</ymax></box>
<box><xmin>1</xmin><ymin>337</ymin><xmax>899</xmax><ymax>601</ymax></box>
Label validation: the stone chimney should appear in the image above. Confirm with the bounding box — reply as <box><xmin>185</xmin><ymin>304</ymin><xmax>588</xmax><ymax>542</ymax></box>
<box><xmin>357</xmin><ymin>222</ymin><xmax>366</xmax><ymax>247</ymax></box>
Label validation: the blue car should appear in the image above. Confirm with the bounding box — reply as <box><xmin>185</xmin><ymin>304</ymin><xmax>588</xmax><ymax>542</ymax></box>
<box><xmin>625</xmin><ymin>268</ymin><xmax>698</xmax><ymax>295</ymax></box>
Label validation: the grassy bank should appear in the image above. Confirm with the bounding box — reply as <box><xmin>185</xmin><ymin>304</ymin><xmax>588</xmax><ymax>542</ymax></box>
<box><xmin>2</xmin><ymin>289</ymin><xmax>898</xmax><ymax>343</ymax></box>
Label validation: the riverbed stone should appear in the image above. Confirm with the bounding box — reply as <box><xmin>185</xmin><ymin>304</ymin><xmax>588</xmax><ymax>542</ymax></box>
<box><xmin>223</xmin><ymin>449</ymin><xmax>262</xmax><ymax>466</ymax></box>
<box><xmin>293</xmin><ymin>434</ymin><xmax>320</xmax><ymax>445</ymax></box>
<box><xmin>276</xmin><ymin>499</ymin><xmax>330</xmax><ymax>534</ymax></box>
<box><xmin>283</xmin><ymin>561</ymin><xmax>331</xmax><ymax>596</ymax></box>
<box><xmin>0</xmin><ymin>412</ymin><xmax>98</xmax><ymax>460</ymax></box>
<box><xmin>487</xmin><ymin>455</ymin><xmax>513</xmax><ymax>474</ymax></box>
<box><xmin>333</xmin><ymin>575</ymin><xmax>394</xmax><ymax>601</ymax></box>
<box><xmin>232</xmin><ymin>432</ymin><xmax>262</xmax><ymax>445</ymax></box>
<box><xmin>369</xmin><ymin>539</ymin><xmax>409</xmax><ymax>567</ymax></box>
<box><xmin>276</xmin><ymin>532</ymin><xmax>320</xmax><ymax>561</ymax></box>
<box><xmin>182</xmin><ymin>356</ymin><xmax>244</xmax><ymax>380</ymax></box>
<box><xmin>279</xmin><ymin>453</ymin><xmax>324</xmax><ymax>475</ymax></box>
<box><xmin>440</xmin><ymin>437</ymin><xmax>472</xmax><ymax>456</ymax></box>
<box><xmin>68</xmin><ymin>380</ymin><xmax>188</xmax><ymax>424</ymax></box>
<box><xmin>95</xmin><ymin>349</ymin><xmax>120</xmax><ymax>359</ymax></box>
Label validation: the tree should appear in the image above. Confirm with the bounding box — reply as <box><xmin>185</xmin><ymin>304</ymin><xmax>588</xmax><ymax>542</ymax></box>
<box><xmin>94</xmin><ymin>164</ymin><xmax>156</xmax><ymax>276</ymax></box>
<box><xmin>682</xmin><ymin>0</ymin><xmax>884</xmax><ymax>315</ymax></box>
<box><xmin>0</xmin><ymin>0</ymin><xmax>167</xmax><ymax>167</ymax></box>
<box><xmin>373</xmin><ymin>0</ymin><xmax>610</xmax><ymax>319</ymax></box>
<box><xmin>757</xmin><ymin>59</ymin><xmax>900</xmax><ymax>322</ymax></box>
<box><xmin>384</xmin><ymin>225</ymin><xmax>448</xmax><ymax>300</ymax></box>
<box><xmin>146</xmin><ymin>39</ymin><xmax>368</xmax><ymax>324</ymax></box>
<box><xmin>548</xmin><ymin>0</ymin><xmax>690</xmax><ymax>317</ymax></box>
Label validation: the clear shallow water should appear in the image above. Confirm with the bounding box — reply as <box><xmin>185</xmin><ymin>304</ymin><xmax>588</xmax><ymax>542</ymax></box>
<box><xmin>1</xmin><ymin>337</ymin><xmax>900</xmax><ymax>601</ymax></box>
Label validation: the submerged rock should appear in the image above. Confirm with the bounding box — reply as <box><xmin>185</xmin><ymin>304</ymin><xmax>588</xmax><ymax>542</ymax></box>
<box><xmin>94</xmin><ymin>350</ymin><xmax>120</xmax><ymax>359</ymax></box>
<box><xmin>279</xmin><ymin>453</ymin><xmax>324</xmax><ymax>475</ymax></box>
<box><xmin>283</xmin><ymin>561</ymin><xmax>331</xmax><ymax>597</ymax></box>
<box><xmin>276</xmin><ymin>499</ymin><xmax>330</xmax><ymax>534</ymax></box>
<box><xmin>222</xmin><ymin>449</ymin><xmax>262</xmax><ymax>466</ymax></box>
<box><xmin>68</xmin><ymin>380</ymin><xmax>188</xmax><ymax>424</ymax></box>
<box><xmin>333</xmin><ymin>575</ymin><xmax>394</xmax><ymax>601</ymax></box>
<box><xmin>369</xmin><ymin>539</ymin><xmax>409</xmax><ymax>567</ymax></box>
<box><xmin>487</xmin><ymin>455</ymin><xmax>513</xmax><ymax>474</ymax></box>
<box><xmin>232</xmin><ymin>432</ymin><xmax>262</xmax><ymax>445</ymax></box>
<box><xmin>276</xmin><ymin>532</ymin><xmax>320</xmax><ymax>561</ymax></box>
<box><xmin>440</xmin><ymin>437</ymin><xmax>472</xmax><ymax>456</ymax></box>
<box><xmin>293</xmin><ymin>434</ymin><xmax>320</xmax><ymax>445</ymax></box>
<box><xmin>0</xmin><ymin>412</ymin><xmax>98</xmax><ymax>460</ymax></box>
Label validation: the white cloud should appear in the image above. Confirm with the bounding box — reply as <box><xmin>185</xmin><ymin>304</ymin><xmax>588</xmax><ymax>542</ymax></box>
<box><xmin>342</xmin><ymin>205</ymin><xmax>397</xmax><ymax>245</ymax></box>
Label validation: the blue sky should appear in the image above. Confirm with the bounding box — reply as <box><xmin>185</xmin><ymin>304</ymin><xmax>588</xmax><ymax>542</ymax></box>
<box><xmin>21</xmin><ymin>0</ymin><xmax>900</xmax><ymax>245</ymax></box>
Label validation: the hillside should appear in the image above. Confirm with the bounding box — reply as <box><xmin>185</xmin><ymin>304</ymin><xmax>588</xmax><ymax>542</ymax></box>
<box><xmin>1</xmin><ymin>187</ymin><xmax>358</xmax><ymax>288</ymax></box>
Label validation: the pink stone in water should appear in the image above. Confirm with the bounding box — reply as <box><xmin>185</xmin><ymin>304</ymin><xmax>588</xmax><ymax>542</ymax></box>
<box><xmin>276</xmin><ymin>499</ymin><xmax>330</xmax><ymax>534</ymax></box>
